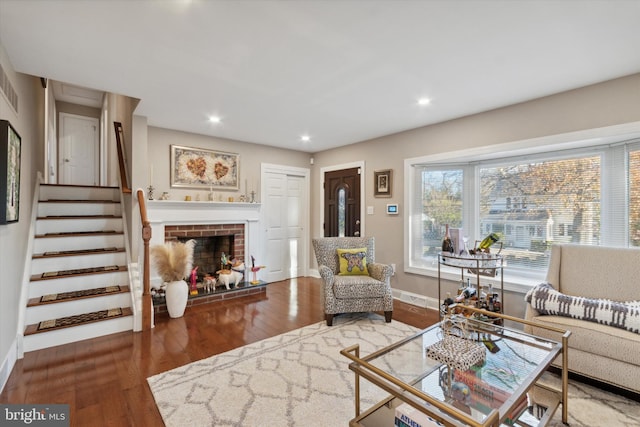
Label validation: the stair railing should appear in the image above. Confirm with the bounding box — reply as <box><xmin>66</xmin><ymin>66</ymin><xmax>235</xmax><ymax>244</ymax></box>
<box><xmin>114</xmin><ymin>122</ymin><xmax>132</xmax><ymax>194</ymax></box>
<box><xmin>114</xmin><ymin>121</ymin><xmax>152</xmax><ymax>331</ymax></box>
<box><xmin>136</xmin><ymin>189</ymin><xmax>153</xmax><ymax>331</ymax></box>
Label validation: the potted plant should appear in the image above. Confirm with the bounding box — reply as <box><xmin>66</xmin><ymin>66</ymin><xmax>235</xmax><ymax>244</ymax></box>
<box><xmin>150</xmin><ymin>239</ymin><xmax>196</xmax><ymax>318</ymax></box>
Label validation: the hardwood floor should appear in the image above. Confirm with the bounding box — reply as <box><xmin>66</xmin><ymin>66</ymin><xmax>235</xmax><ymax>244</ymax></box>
<box><xmin>1</xmin><ymin>277</ymin><xmax>439</xmax><ymax>426</ymax></box>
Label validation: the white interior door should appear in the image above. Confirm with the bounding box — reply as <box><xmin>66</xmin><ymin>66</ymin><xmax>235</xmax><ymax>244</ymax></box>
<box><xmin>59</xmin><ymin>113</ymin><xmax>99</xmax><ymax>185</ymax></box>
<box><xmin>263</xmin><ymin>166</ymin><xmax>308</xmax><ymax>283</ymax></box>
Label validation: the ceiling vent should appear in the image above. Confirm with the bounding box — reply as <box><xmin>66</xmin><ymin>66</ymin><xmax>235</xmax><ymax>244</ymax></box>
<box><xmin>0</xmin><ymin>63</ymin><xmax>18</xmax><ymax>113</ymax></box>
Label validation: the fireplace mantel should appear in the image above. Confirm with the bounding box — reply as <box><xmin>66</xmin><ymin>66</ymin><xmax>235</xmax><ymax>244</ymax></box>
<box><xmin>147</xmin><ymin>200</ymin><xmax>261</xmax><ymax>224</ymax></box>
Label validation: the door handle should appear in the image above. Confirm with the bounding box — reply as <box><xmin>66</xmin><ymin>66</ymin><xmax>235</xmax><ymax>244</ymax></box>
<box><xmin>64</xmin><ymin>158</ymin><xmax>70</xmax><ymax>163</ymax></box>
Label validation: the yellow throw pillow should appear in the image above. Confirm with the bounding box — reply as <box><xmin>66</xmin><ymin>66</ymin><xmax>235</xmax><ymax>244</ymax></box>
<box><xmin>337</xmin><ymin>248</ymin><xmax>369</xmax><ymax>276</ymax></box>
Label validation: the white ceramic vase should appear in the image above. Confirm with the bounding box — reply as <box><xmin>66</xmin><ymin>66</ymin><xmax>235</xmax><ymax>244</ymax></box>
<box><xmin>165</xmin><ymin>280</ymin><xmax>188</xmax><ymax>318</ymax></box>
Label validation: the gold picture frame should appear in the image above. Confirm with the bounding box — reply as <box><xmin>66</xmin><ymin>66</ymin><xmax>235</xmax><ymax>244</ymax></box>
<box><xmin>170</xmin><ymin>145</ymin><xmax>239</xmax><ymax>190</ymax></box>
<box><xmin>374</xmin><ymin>169</ymin><xmax>392</xmax><ymax>198</ymax></box>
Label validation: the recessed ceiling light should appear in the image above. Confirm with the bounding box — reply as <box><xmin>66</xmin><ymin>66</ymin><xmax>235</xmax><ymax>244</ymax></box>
<box><xmin>209</xmin><ymin>116</ymin><xmax>221</xmax><ymax>123</ymax></box>
<box><xmin>417</xmin><ymin>98</ymin><xmax>431</xmax><ymax>106</ymax></box>
<box><xmin>301</xmin><ymin>135</ymin><xmax>311</xmax><ymax>142</ymax></box>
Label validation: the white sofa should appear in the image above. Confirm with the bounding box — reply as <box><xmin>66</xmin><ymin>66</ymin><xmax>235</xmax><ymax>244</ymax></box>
<box><xmin>524</xmin><ymin>243</ymin><xmax>640</xmax><ymax>394</ymax></box>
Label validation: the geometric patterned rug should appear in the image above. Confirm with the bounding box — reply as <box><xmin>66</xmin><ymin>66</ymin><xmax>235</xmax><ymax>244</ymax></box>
<box><xmin>147</xmin><ymin>313</ymin><xmax>419</xmax><ymax>426</ymax></box>
<box><xmin>147</xmin><ymin>313</ymin><xmax>640</xmax><ymax>426</ymax></box>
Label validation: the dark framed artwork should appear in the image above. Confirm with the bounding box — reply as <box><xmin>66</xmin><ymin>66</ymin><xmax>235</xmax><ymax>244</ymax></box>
<box><xmin>0</xmin><ymin>120</ymin><xmax>21</xmax><ymax>224</ymax></box>
<box><xmin>170</xmin><ymin>145</ymin><xmax>239</xmax><ymax>190</ymax></box>
<box><xmin>374</xmin><ymin>169</ymin><xmax>392</xmax><ymax>198</ymax></box>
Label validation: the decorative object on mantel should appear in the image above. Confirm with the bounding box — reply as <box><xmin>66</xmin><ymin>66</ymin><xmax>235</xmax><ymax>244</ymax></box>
<box><xmin>150</xmin><ymin>239</ymin><xmax>196</xmax><ymax>318</ymax></box>
<box><xmin>250</xmin><ymin>255</ymin><xmax>266</xmax><ymax>284</ymax></box>
<box><xmin>216</xmin><ymin>269</ymin><xmax>243</xmax><ymax>290</ymax></box>
<box><xmin>171</xmin><ymin>144</ymin><xmax>239</xmax><ymax>190</ymax></box>
<box><xmin>147</xmin><ymin>185</ymin><xmax>155</xmax><ymax>200</ymax></box>
<box><xmin>189</xmin><ymin>266</ymin><xmax>199</xmax><ymax>296</ymax></box>
<box><xmin>160</xmin><ymin>192</ymin><xmax>170</xmax><ymax>200</ymax></box>
<box><xmin>203</xmin><ymin>274</ymin><xmax>216</xmax><ymax>292</ymax></box>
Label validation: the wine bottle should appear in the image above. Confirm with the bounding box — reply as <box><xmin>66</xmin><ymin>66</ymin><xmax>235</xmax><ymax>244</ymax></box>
<box><xmin>478</xmin><ymin>232</ymin><xmax>499</xmax><ymax>250</ymax></box>
<box><xmin>442</xmin><ymin>224</ymin><xmax>454</xmax><ymax>253</ymax></box>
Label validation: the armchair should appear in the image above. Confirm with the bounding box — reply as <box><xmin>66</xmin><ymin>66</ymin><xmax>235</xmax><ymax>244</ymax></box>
<box><xmin>312</xmin><ymin>237</ymin><xmax>393</xmax><ymax>326</ymax></box>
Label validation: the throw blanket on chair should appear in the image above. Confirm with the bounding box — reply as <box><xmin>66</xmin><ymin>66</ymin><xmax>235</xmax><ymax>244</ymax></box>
<box><xmin>526</xmin><ymin>282</ymin><xmax>640</xmax><ymax>334</ymax></box>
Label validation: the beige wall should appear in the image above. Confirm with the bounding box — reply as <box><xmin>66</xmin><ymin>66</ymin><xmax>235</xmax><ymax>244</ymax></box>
<box><xmin>0</xmin><ymin>44</ymin><xmax>43</xmax><ymax>387</ymax></box>
<box><xmin>146</xmin><ymin>127</ymin><xmax>311</xmax><ymax>203</ymax></box>
<box><xmin>310</xmin><ymin>73</ymin><xmax>640</xmax><ymax>318</ymax></box>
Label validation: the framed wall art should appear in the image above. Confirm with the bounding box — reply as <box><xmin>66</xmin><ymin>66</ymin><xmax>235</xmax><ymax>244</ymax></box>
<box><xmin>374</xmin><ymin>169</ymin><xmax>392</xmax><ymax>198</ymax></box>
<box><xmin>0</xmin><ymin>120</ymin><xmax>21</xmax><ymax>224</ymax></box>
<box><xmin>171</xmin><ymin>145</ymin><xmax>239</xmax><ymax>190</ymax></box>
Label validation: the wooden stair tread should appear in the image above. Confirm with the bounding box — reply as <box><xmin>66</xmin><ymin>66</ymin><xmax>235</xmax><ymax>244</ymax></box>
<box><xmin>35</xmin><ymin>230</ymin><xmax>123</xmax><ymax>238</ymax></box>
<box><xmin>31</xmin><ymin>265</ymin><xmax>128</xmax><ymax>281</ymax></box>
<box><xmin>24</xmin><ymin>307</ymin><xmax>133</xmax><ymax>335</ymax></box>
<box><xmin>33</xmin><ymin>247</ymin><xmax>124</xmax><ymax>258</ymax></box>
<box><xmin>37</xmin><ymin>215</ymin><xmax>122</xmax><ymax>220</ymax></box>
<box><xmin>27</xmin><ymin>285</ymin><xmax>130</xmax><ymax>306</ymax></box>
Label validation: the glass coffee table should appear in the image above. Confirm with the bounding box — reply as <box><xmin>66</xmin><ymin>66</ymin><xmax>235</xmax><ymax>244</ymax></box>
<box><xmin>341</xmin><ymin>307</ymin><xmax>570</xmax><ymax>427</ymax></box>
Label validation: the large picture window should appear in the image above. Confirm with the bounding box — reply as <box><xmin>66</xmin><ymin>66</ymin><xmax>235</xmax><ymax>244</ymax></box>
<box><xmin>407</xmin><ymin>137</ymin><xmax>640</xmax><ymax>285</ymax></box>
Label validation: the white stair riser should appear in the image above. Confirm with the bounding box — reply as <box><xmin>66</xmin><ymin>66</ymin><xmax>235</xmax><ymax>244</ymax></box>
<box><xmin>29</xmin><ymin>271</ymin><xmax>129</xmax><ymax>297</ymax></box>
<box><xmin>33</xmin><ymin>234</ymin><xmax>125</xmax><ymax>253</ymax></box>
<box><xmin>23</xmin><ymin>316</ymin><xmax>133</xmax><ymax>353</ymax></box>
<box><xmin>36</xmin><ymin>218</ymin><xmax>123</xmax><ymax>234</ymax></box>
<box><xmin>30</xmin><ymin>252</ymin><xmax>126</xmax><ymax>275</ymax></box>
<box><xmin>26</xmin><ymin>294</ymin><xmax>132</xmax><ymax>324</ymax></box>
<box><xmin>40</xmin><ymin>186</ymin><xmax>119</xmax><ymax>202</ymax></box>
<box><xmin>38</xmin><ymin>202</ymin><xmax>121</xmax><ymax>217</ymax></box>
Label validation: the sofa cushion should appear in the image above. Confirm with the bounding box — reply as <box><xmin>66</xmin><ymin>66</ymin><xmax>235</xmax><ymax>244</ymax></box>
<box><xmin>529</xmin><ymin>314</ymin><xmax>640</xmax><ymax>367</ymax></box>
<box><xmin>337</xmin><ymin>247</ymin><xmax>369</xmax><ymax>276</ymax></box>
<box><xmin>526</xmin><ymin>282</ymin><xmax>640</xmax><ymax>335</ymax></box>
<box><xmin>332</xmin><ymin>276</ymin><xmax>387</xmax><ymax>299</ymax></box>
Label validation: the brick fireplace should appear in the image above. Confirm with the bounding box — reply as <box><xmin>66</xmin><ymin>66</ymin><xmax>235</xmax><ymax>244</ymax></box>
<box><xmin>146</xmin><ymin>199</ymin><xmax>262</xmax><ymax>289</ymax></box>
<box><xmin>145</xmin><ymin>201</ymin><xmax>264</xmax><ymax>316</ymax></box>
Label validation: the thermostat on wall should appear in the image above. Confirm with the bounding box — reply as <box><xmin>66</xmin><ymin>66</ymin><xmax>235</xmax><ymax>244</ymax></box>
<box><xmin>386</xmin><ymin>204</ymin><xmax>399</xmax><ymax>215</ymax></box>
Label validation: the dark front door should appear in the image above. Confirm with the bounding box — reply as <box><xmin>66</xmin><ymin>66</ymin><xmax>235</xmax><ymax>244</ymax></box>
<box><xmin>324</xmin><ymin>167</ymin><xmax>361</xmax><ymax>237</ymax></box>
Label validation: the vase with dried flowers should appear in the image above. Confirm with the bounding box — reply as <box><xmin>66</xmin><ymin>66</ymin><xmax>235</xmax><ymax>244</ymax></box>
<box><xmin>150</xmin><ymin>239</ymin><xmax>196</xmax><ymax>318</ymax></box>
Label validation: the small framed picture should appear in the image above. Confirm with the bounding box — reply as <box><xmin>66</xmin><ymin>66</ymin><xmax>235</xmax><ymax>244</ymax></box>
<box><xmin>0</xmin><ymin>120</ymin><xmax>21</xmax><ymax>224</ymax></box>
<box><xmin>374</xmin><ymin>169</ymin><xmax>392</xmax><ymax>198</ymax></box>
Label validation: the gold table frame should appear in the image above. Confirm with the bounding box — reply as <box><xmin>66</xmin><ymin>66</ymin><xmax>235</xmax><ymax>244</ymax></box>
<box><xmin>341</xmin><ymin>306</ymin><xmax>571</xmax><ymax>427</ymax></box>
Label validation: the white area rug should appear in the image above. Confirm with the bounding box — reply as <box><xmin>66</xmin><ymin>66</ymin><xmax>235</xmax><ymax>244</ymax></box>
<box><xmin>148</xmin><ymin>313</ymin><xmax>419</xmax><ymax>426</ymax></box>
<box><xmin>148</xmin><ymin>313</ymin><xmax>640</xmax><ymax>426</ymax></box>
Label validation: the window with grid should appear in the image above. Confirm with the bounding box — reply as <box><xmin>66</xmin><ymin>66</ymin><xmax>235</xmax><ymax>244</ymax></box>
<box><xmin>407</xmin><ymin>140</ymin><xmax>639</xmax><ymax>283</ymax></box>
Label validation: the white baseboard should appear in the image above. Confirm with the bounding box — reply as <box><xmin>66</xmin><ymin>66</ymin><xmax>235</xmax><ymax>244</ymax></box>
<box><xmin>0</xmin><ymin>338</ymin><xmax>17</xmax><ymax>394</ymax></box>
<box><xmin>392</xmin><ymin>289</ymin><xmax>439</xmax><ymax>310</ymax></box>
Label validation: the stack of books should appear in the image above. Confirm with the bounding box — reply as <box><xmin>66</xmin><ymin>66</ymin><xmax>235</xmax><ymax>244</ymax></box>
<box><xmin>394</xmin><ymin>403</ymin><xmax>444</xmax><ymax>427</ymax></box>
<box><xmin>452</xmin><ymin>369</ymin><xmax>528</xmax><ymax>425</ymax></box>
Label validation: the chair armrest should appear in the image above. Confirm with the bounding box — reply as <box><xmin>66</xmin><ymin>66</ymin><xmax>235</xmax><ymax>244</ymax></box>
<box><xmin>318</xmin><ymin>265</ymin><xmax>335</xmax><ymax>286</ymax></box>
<box><xmin>368</xmin><ymin>262</ymin><xmax>393</xmax><ymax>283</ymax></box>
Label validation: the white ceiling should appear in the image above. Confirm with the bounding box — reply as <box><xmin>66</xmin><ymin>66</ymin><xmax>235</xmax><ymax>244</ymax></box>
<box><xmin>1</xmin><ymin>0</ymin><xmax>640</xmax><ymax>153</ymax></box>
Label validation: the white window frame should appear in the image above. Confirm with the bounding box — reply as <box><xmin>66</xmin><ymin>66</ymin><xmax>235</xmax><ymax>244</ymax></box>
<box><xmin>404</xmin><ymin>122</ymin><xmax>640</xmax><ymax>293</ymax></box>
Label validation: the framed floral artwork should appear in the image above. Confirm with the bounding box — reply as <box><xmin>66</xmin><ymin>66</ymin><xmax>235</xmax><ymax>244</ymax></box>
<box><xmin>170</xmin><ymin>145</ymin><xmax>239</xmax><ymax>190</ymax></box>
<box><xmin>0</xmin><ymin>120</ymin><xmax>21</xmax><ymax>224</ymax></box>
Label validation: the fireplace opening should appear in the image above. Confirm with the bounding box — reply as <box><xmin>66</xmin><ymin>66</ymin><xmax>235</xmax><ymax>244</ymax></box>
<box><xmin>176</xmin><ymin>235</ymin><xmax>235</xmax><ymax>279</ymax></box>
<box><xmin>164</xmin><ymin>223</ymin><xmax>245</xmax><ymax>283</ymax></box>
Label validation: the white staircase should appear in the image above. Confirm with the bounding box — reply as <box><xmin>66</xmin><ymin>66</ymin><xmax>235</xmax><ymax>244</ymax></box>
<box><xmin>23</xmin><ymin>184</ymin><xmax>134</xmax><ymax>352</ymax></box>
